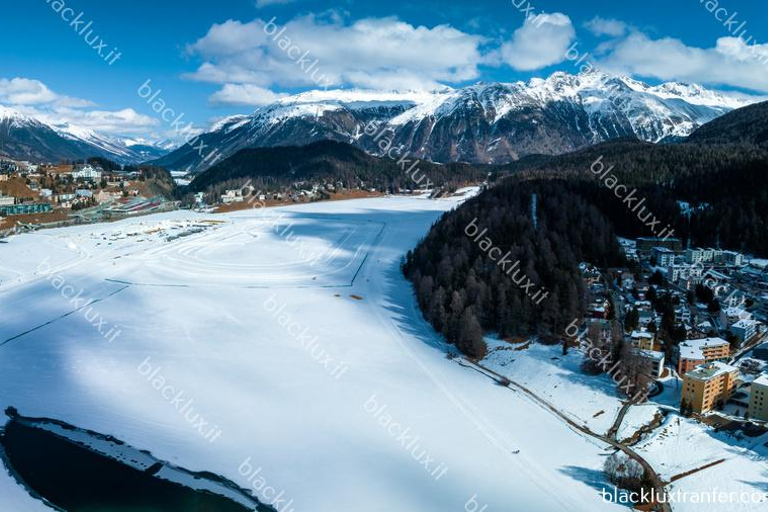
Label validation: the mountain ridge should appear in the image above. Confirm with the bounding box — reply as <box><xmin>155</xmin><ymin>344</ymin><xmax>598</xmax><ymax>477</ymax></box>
<box><xmin>152</xmin><ymin>71</ymin><xmax>756</xmax><ymax>173</ymax></box>
<box><xmin>0</xmin><ymin>105</ymin><xmax>171</xmax><ymax>164</ymax></box>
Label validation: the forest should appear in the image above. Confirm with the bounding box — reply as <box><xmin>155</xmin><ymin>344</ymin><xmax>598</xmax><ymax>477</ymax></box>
<box><xmin>403</xmin><ymin>179</ymin><xmax>626</xmax><ymax>357</ymax></box>
<box><xmin>498</xmin><ymin>139</ymin><xmax>768</xmax><ymax>255</ymax></box>
<box><xmin>189</xmin><ymin>140</ymin><xmax>488</xmax><ymax>195</ymax></box>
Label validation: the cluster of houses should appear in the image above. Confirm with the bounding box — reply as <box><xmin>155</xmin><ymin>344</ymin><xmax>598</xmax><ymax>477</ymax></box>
<box><xmin>214</xmin><ymin>180</ymin><xmax>356</xmax><ymax>208</ymax></box>
<box><xmin>585</xmin><ymin>236</ymin><xmax>768</xmax><ymax>424</ymax></box>
<box><xmin>1</xmin><ymin>160</ymin><xmax>158</xmax><ymax>232</ymax></box>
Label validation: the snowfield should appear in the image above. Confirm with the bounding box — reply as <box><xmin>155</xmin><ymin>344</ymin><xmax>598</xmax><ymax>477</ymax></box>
<box><xmin>483</xmin><ymin>338</ymin><xmax>625</xmax><ymax>435</ymax></box>
<box><xmin>0</xmin><ymin>194</ymin><xmax>626</xmax><ymax>512</ymax></box>
<box><xmin>483</xmin><ymin>338</ymin><xmax>768</xmax><ymax>511</ymax></box>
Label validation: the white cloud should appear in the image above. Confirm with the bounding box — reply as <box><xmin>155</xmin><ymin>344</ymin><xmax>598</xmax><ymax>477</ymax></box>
<box><xmin>0</xmin><ymin>77</ymin><xmax>92</xmax><ymax>107</ymax></box>
<box><xmin>598</xmin><ymin>33</ymin><xmax>768</xmax><ymax>93</ymax></box>
<box><xmin>584</xmin><ymin>17</ymin><xmax>627</xmax><ymax>38</ymax></box>
<box><xmin>500</xmin><ymin>13</ymin><xmax>576</xmax><ymax>71</ymax></box>
<box><xmin>209</xmin><ymin>84</ymin><xmax>287</xmax><ymax>106</ymax></box>
<box><xmin>1</xmin><ymin>77</ymin><xmax>158</xmax><ymax>136</ymax></box>
<box><xmin>185</xmin><ymin>15</ymin><xmax>487</xmax><ymax>94</ymax></box>
<box><xmin>254</xmin><ymin>0</ymin><xmax>296</xmax><ymax>7</ymax></box>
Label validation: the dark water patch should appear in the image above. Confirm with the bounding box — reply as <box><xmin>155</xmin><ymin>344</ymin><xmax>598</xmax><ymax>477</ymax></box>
<box><xmin>1</xmin><ymin>408</ymin><xmax>273</xmax><ymax>512</ymax></box>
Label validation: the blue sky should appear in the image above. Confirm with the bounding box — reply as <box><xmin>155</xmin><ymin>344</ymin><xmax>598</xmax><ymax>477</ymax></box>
<box><xmin>1</xmin><ymin>0</ymin><xmax>766</xmax><ymax>141</ymax></box>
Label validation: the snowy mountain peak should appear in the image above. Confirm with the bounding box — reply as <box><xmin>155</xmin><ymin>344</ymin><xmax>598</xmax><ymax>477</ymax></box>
<box><xmin>152</xmin><ymin>71</ymin><xmax>763</xmax><ymax>173</ymax></box>
<box><xmin>0</xmin><ymin>104</ymin><xmax>41</xmax><ymax>128</ymax></box>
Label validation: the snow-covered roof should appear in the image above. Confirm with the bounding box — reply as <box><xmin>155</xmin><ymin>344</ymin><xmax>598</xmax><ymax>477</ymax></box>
<box><xmin>679</xmin><ymin>337</ymin><xmax>729</xmax><ymax>360</ymax></box>
<box><xmin>639</xmin><ymin>349</ymin><xmax>664</xmax><ymax>361</ymax></box>
<box><xmin>686</xmin><ymin>361</ymin><xmax>738</xmax><ymax>380</ymax></box>
<box><xmin>733</xmin><ymin>319</ymin><xmax>760</xmax><ymax>329</ymax></box>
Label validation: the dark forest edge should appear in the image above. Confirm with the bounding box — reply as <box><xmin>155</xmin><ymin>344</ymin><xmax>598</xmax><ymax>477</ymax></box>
<box><xmin>402</xmin><ymin>101</ymin><xmax>768</xmax><ymax>357</ymax></box>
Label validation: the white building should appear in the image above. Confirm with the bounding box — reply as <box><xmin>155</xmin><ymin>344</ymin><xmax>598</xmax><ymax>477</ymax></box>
<box><xmin>721</xmin><ymin>250</ymin><xmax>744</xmax><ymax>267</ymax></box>
<box><xmin>221</xmin><ymin>189</ymin><xmax>245</xmax><ymax>204</ymax></box>
<box><xmin>686</xmin><ymin>247</ymin><xmax>715</xmax><ymax>264</ymax></box>
<box><xmin>732</xmin><ymin>319</ymin><xmax>761</xmax><ymax>345</ymax></box>
<box><xmin>653</xmin><ymin>247</ymin><xmax>676</xmax><ymax>266</ymax></box>
<box><xmin>72</xmin><ymin>165</ymin><xmax>102</xmax><ymax>181</ymax></box>
<box><xmin>748</xmin><ymin>375</ymin><xmax>768</xmax><ymax>421</ymax></box>
<box><xmin>638</xmin><ymin>349</ymin><xmax>665</xmax><ymax>379</ymax></box>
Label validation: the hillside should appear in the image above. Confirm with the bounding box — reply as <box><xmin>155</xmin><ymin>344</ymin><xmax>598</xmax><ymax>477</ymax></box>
<box><xmin>687</xmin><ymin>100</ymin><xmax>768</xmax><ymax>146</ymax></box>
<box><xmin>189</xmin><ymin>140</ymin><xmax>487</xmax><ymax>193</ymax></box>
<box><xmin>403</xmin><ymin>179</ymin><xmax>626</xmax><ymax>356</ymax></box>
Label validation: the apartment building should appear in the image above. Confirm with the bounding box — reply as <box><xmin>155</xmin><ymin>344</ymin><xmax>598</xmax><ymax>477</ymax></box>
<box><xmin>686</xmin><ymin>247</ymin><xmax>715</xmax><ymax>264</ymax></box>
<box><xmin>732</xmin><ymin>319</ymin><xmax>761</xmax><ymax>346</ymax></box>
<box><xmin>681</xmin><ymin>361</ymin><xmax>740</xmax><ymax>414</ymax></box>
<box><xmin>748</xmin><ymin>376</ymin><xmax>768</xmax><ymax>421</ymax></box>
<box><xmin>630</xmin><ymin>329</ymin><xmax>655</xmax><ymax>351</ymax></box>
<box><xmin>638</xmin><ymin>349</ymin><xmax>665</xmax><ymax>379</ymax></box>
<box><xmin>677</xmin><ymin>337</ymin><xmax>731</xmax><ymax>375</ymax></box>
<box><xmin>653</xmin><ymin>247</ymin><xmax>676</xmax><ymax>266</ymax></box>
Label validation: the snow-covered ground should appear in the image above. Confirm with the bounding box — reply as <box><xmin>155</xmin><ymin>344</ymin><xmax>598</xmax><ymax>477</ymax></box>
<box><xmin>636</xmin><ymin>415</ymin><xmax>768</xmax><ymax>511</ymax></box>
<box><xmin>483</xmin><ymin>338</ymin><xmax>625</xmax><ymax>435</ymax></box>
<box><xmin>484</xmin><ymin>339</ymin><xmax>768</xmax><ymax>511</ymax></box>
<box><xmin>0</xmin><ymin>194</ymin><xmax>623</xmax><ymax>511</ymax></box>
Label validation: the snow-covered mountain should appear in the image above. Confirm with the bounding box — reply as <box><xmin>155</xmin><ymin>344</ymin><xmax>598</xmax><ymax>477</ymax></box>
<box><xmin>0</xmin><ymin>105</ymin><xmax>172</xmax><ymax>164</ymax></box>
<box><xmin>0</xmin><ymin>105</ymin><xmax>88</xmax><ymax>163</ymax></box>
<box><xmin>55</xmin><ymin>123</ymin><xmax>171</xmax><ymax>164</ymax></box>
<box><xmin>152</xmin><ymin>71</ymin><xmax>757</xmax><ymax>173</ymax></box>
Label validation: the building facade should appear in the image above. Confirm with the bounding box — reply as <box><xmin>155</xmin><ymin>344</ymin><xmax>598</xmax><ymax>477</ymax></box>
<box><xmin>677</xmin><ymin>337</ymin><xmax>731</xmax><ymax>375</ymax></box>
<box><xmin>748</xmin><ymin>376</ymin><xmax>768</xmax><ymax>421</ymax></box>
<box><xmin>682</xmin><ymin>362</ymin><xmax>740</xmax><ymax>414</ymax></box>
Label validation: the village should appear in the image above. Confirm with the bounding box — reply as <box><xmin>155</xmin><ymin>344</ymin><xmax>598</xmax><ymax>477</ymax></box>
<box><xmin>0</xmin><ymin>158</ymin><xmax>180</xmax><ymax>235</ymax></box>
<box><xmin>579</xmin><ymin>235</ymin><xmax>768</xmax><ymax>432</ymax></box>
<box><xmin>0</xmin><ymin>155</ymin><xmax>434</xmax><ymax>238</ymax></box>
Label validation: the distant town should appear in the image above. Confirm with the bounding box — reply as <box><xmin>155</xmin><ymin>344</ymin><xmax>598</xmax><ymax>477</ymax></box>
<box><xmin>0</xmin><ymin>157</ymin><xmax>407</xmax><ymax>237</ymax></box>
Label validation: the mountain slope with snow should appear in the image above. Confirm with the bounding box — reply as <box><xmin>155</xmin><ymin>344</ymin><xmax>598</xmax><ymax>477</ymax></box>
<box><xmin>152</xmin><ymin>71</ymin><xmax>756</xmax><ymax>173</ymax></box>
<box><xmin>0</xmin><ymin>105</ymin><xmax>88</xmax><ymax>163</ymax></box>
<box><xmin>55</xmin><ymin>123</ymin><xmax>171</xmax><ymax>164</ymax></box>
<box><xmin>0</xmin><ymin>105</ymin><xmax>171</xmax><ymax>164</ymax></box>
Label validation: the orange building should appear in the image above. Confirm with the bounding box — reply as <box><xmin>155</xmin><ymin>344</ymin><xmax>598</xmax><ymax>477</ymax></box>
<box><xmin>677</xmin><ymin>337</ymin><xmax>730</xmax><ymax>375</ymax></box>
<box><xmin>681</xmin><ymin>362</ymin><xmax>740</xmax><ymax>414</ymax></box>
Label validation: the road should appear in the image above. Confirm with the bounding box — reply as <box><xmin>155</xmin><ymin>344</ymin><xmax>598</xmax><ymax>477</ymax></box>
<box><xmin>458</xmin><ymin>357</ymin><xmax>673</xmax><ymax>512</ymax></box>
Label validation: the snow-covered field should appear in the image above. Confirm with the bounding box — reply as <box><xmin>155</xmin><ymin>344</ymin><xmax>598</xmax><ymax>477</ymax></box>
<box><xmin>636</xmin><ymin>415</ymin><xmax>768</xmax><ymax>512</ymax></box>
<box><xmin>483</xmin><ymin>338</ymin><xmax>625</xmax><ymax>435</ymax></box>
<box><xmin>484</xmin><ymin>339</ymin><xmax>768</xmax><ymax>511</ymax></box>
<box><xmin>0</xmin><ymin>194</ymin><xmax>623</xmax><ymax>511</ymax></box>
